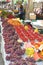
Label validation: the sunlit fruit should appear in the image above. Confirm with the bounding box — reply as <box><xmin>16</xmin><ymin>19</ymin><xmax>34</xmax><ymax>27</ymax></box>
<box><xmin>25</xmin><ymin>48</ymin><xmax>34</xmax><ymax>57</ymax></box>
<box><xmin>34</xmin><ymin>28</ymin><xmax>39</xmax><ymax>33</ymax></box>
<box><xmin>24</xmin><ymin>25</ymin><xmax>28</xmax><ymax>30</ymax></box>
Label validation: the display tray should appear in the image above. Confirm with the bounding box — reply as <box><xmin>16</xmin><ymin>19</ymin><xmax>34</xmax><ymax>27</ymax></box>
<box><xmin>1</xmin><ymin>21</ymin><xmax>43</xmax><ymax>65</ymax></box>
<box><xmin>1</xmin><ymin>30</ymin><xmax>43</xmax><ymax>65</ymax></box>
<box><xmin>31</xmin><ymin>20</ymin><xmax>43</xmax><ymax>29</ymax></box>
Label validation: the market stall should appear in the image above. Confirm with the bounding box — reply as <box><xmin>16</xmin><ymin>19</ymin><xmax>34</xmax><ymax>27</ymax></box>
<box><xmin>0</xmin><ymin>0</ymin><xmax>43</xmax><ymax>65</ymax></box>
<box><xmin>0</xmin><ymin>14</ymin><xmax>43</xmax><ymax>65</ymax></box>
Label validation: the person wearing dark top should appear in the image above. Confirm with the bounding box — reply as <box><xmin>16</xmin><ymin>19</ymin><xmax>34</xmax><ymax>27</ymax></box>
<box><xmin>19</xmin><ymin>5</ymin><xmax>25</xmax><ymax>20</ymax></box>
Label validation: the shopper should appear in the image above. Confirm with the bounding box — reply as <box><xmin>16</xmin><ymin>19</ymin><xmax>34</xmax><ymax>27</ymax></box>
<box><xmin>19</xmin><ymin>4</ymin><xmax>25</xmax><ymax>20</ymax></box>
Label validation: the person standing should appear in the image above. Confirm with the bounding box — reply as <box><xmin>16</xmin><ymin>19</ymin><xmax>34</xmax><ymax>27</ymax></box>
<box><xmin>19</xmin><ymin>4</ymin><xmax>25</xmax><ymax>19</ymax></box>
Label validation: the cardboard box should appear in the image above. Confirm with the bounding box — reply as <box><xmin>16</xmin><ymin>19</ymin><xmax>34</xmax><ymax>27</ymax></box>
<box><xmin>29</xmin><ymin>13</ymin><xmax>36</xmax><ymax>20</ymax></box>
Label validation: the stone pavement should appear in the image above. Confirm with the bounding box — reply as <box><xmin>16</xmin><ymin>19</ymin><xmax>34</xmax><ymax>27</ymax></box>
<box><xmin>0</xmin><ymin>22</ymin><xmax>4</xmax><ymax>65</ymax></box>
<box><xmin>0</xmin><ymin>39</ymin><xmax>4</xmax><ymax>65</ymax></box>
<box><xmin>0</xmin><ymin>53</ymin><xmax>4</xmax><ymax>65</ymax></box>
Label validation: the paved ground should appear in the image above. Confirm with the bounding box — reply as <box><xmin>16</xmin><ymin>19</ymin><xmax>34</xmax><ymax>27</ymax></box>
<box><xmin>0</xmin><ymin>53</ymin><xmax>4</xmax><ymax>65</ymax></box>
<box><xmin>0</xmin><ymin>36</ymin><xmax>4</xmax><ymax>65</ymax></box>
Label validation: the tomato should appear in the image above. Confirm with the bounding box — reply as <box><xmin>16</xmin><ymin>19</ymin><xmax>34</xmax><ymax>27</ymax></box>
<box><xmin>20</xmin><ymin>35</ymin><xmax>28</xmax><ymax>42</ymax></box>
<box><xmin>18</xmin><ymin>25</ymin><xmax>29</xmax><ymax>40</ymax></box>
<box><xmin>27</xmin><ymin>31</ymin><xmax>35</xmax><ymax>40</ymax></box>
<box><xmin>31</xmin><ymin>41</ymin><xmax>35</xmax><ymax>45</ymax></box>
<box><xmin>34</xmin><ymin>33</ymin><xmax>42</xmax><ymax>42</ymax></box>
<box><xmin>16</xmin><ymin>27</ymin><xmax>28</xmax><ymax>42</ymax></box>
<box><xmin>28</xmin><ymin>25</ymin><xmax>34</xmax><ymax>32</ymax></box>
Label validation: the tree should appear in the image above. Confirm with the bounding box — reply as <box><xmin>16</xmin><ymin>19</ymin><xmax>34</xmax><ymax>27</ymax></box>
<box><xmin>25</xmin><ymin>0</ymin><xmax>33</xmax><ymax>19</ymax></box>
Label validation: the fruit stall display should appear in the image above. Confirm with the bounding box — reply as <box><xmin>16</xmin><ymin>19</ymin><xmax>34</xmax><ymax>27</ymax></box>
<box><xmin>1</xmin><ymin>16</ymin><xmax>43</xmax><ymax>65</ymax></box>
<box><xmin>1</xmin><ymin>10</ymin><xmax>15</xmax><ymax>19</ymax></box>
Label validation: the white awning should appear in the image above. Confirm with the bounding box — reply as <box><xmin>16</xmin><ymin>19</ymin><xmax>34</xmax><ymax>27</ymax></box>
<box><xmin>33</xmin><ymin>0</ymin><xmax>43</xmax><ymax>2</ymax></box>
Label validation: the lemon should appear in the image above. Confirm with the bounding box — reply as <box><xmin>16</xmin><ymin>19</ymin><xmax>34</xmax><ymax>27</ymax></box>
<box><xmin>34</xmin><ymin>28</ymin><xmax>39</xmax><ymax>33</ymax></box>
<box><xmin>24</xmin><ymin>25</ymin><xmax>28</xmax><ymax>30</ymax></box>
<box><xmin>25</xmin><ymin>48</ymin><xmax>34</xmax><ymax>57</ymax></box>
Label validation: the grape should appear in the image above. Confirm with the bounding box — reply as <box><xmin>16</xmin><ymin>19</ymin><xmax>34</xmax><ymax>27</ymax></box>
<box><xmin>6</xmin><ymin>56</ymin><xmax>10</xmax><ymax>61</ymax></box>
<box><xmin>9</xmin><ymin>63</ymin><xmax>12</xmax><ymax>65</ymax></box>
<box><xmin>5</xmin><ymin>48</ymin><xmax>13</xmax><ymax>54</ymax></box>
<box><xmin>29</xmin><ymin>62</ymin><xmax>37</xmax><ymax>65</ymax></box>
<box><xmin>10</xmin><ymin>53</ymin><xmax>22</xmax><ymax>62</ymax></box>
<box><xmin>5</xmin><ymin>44</ymin><xmax>13</xmax><ymax>49</ymax></box>
<box><xmin>14</xmin><ymin>48</ymin><xmax>25</xmax><ymax>55</ymax></box>
<box><xmin>26</xmin><ymin>57</ymin><xmax>36</xmax><ymax>63</ymax></box>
